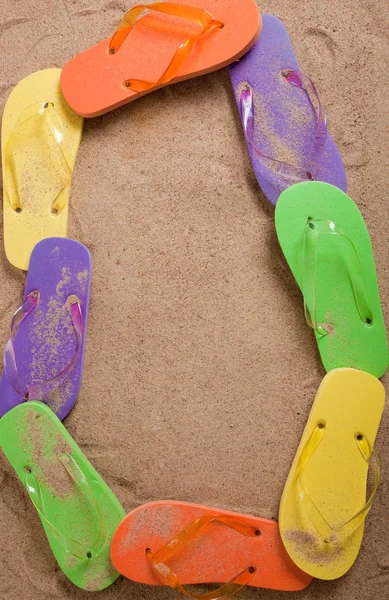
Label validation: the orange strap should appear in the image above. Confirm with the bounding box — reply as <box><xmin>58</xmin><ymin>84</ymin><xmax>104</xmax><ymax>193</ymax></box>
<box><xmin>109</xmin><ymin>2</ymin><xmax>224</xmax><ymax>92</ymax></box>
<box><xmin>146</xmin><ymin>514</ymin><xmax>259</xmax><ymax>599</ymax></box>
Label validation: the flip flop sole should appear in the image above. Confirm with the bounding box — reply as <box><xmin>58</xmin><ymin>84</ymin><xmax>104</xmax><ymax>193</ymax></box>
<box><xmin>275</xmin><ymin>181</ymin><xmax>388</xmax><ymax>377</ymax></box>
<box><xmin>229</xmin><ymin>14</ymin><xmax>346</xmax><ymax>205</ymax></box>
<box><xmin>279</xmin><ymin>368</ymin><xmax>385</xmax><ymax>579</ymax></box>
<box><xmin>0</xmin><ymin>238</ymin><xmax>91</xmax><ymax>420</ymax></box>
<box><xmin>111</xmin><ymin>500</ymin><xmax>313</xmax><ymax>591</ymax></box>
<box><xmin>0</xmin><ymin>402</ymin><xmax>126</xmax><ymax>590</ymax></box>
<box><xmin>2</xmin><ymin>69</ymin><xmax>83</xmax><ymax>270</ymax></box>
<box><xmin>60</xmin><ymin>0</ymin><xmax>261</xmax><ymax>117</ymax></box>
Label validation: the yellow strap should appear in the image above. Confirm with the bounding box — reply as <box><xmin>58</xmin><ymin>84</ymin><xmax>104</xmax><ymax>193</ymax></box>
<box><xmin>296</xmin><ymin>423</ymin><xmax>380</xmax><ymax>541</ymax></box>
<box><xmin>4</xmin><ymin>101</ymin><xmax>72</xmax><ymax>213</ymax></box>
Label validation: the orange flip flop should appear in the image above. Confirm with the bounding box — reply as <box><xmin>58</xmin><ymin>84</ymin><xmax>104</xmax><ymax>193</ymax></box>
<box><xmin>110</xmin><ymin>501</ymin><xmax>312</xmax><ymax>596</ymax></box>
<box><xmin>60</xmin><ymin>1</ymin><xmax>261</xmax><ymax>117</ymax></box>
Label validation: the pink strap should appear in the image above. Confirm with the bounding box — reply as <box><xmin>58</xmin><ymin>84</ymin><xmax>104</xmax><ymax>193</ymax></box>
<box><xmin>4</xmin><ymin>291</ymin><xmax>83</xmax><ymax>400</ymax></box>
<box><xmin>240</xmin><ymin>70</ymin><xmax>328</xmax><ymax>182</ymax></box>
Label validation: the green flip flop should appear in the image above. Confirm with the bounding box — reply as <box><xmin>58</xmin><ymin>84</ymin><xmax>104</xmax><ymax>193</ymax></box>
<box><xmin>0</xmin><ymin>402</ymin><xmax>125</xmax><ymax>591</ymax></box>
<box><xmin>275</xmin><ymin>181</ymin><xmax>388</xmax><ymax>378</ymax></box>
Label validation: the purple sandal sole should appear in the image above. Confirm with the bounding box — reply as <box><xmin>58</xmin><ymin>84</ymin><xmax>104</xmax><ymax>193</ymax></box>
<box><xmin>229</xmin><ymin>14</ymin><xmax>347</xmax><ymax>205</ymax></box>
<box><xmin>0</xmin><ymin>238</ymin><xmax>91</xmax><ymax>420</ymax></box>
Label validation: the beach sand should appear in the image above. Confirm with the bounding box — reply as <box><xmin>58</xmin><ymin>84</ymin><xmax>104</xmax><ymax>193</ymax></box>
<box><xmin>0</xmin><ymin>1</ymin><xmax>388</xmax><ymax>598</ymax></box>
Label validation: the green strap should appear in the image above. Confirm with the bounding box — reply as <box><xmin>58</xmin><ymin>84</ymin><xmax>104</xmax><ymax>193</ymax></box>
<box><xmin>4</xmin><ymin>101</ymin><xmax>72</xmax><ymax>213</ymax></box>
<box><xmin>302</xmin><ymin>219</ymin><xmax>373</xmax><ymax>336</ymax></box>
<box><xmin>25</xmin><ymin>452</ymin><xmax>107</xmax><ymax>561</ymax></box>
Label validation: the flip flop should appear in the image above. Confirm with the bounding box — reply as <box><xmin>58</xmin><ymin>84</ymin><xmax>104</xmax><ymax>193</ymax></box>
<box><xmin>0</xmin><ymin>401</ymin><xmax>125</xmax><ymax>591</ymax></box>
<box><xmin>275</xmin><ymin>181</ymin><xmax>388</xmax><ymax>378</ymax></box>
<box><xmin>228</xmin><ymin>14</ymin><xmax>346</xmax><ymax>205</ymax></box>
<box><xmin>2</xmin><ymin>69</ymin><xmax>83</xmax><ymax>270</ymax></box>
<box><xmin>279</xmin><ymin>368</ymin><xmax>385</xmax><ymax>580</ymax></box>
<box><xmin>60</xmin><ymin>1</ymin><xmax>261</xmax><ymax>117</ymax></box>
<box><xmin>110</xmin><ymin>500</ymin><xmax>313</xmax><ymax>595</ymax></box>
<box><xmin>0</xmin><ymin>238</ymin><xmax>91</xmax><ymax>420</ymax></box>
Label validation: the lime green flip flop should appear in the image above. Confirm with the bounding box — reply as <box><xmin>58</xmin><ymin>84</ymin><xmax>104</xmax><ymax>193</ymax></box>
<box><xmin>275</xmin><ymin>181</ymin><xmax>388</xmax><ymax>378</ymax></box>
<box><xmin>0</xmin><ymin>402</ymin><xmax>125</xmax><ymax>591</ymax></box>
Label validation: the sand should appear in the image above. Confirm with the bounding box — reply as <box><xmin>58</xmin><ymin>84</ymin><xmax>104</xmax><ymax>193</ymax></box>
<box><xmin>0</xmin><ymin>0</ymin><xmax>388</xmax><ymax>599</ymax></box>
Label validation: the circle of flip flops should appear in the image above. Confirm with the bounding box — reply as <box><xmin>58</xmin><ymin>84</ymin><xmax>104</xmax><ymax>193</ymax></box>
<box><xmin>1</xmin><ymin>3</ymin><xmax>387</xmax><ymax>596</ymax></box>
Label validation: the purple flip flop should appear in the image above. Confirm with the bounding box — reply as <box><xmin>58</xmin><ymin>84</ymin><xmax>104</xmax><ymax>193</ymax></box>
<box><xmin>0</xmin><ymin>238</ymin><xmax>91</xmax><ymax>420</ymax></box>
<box><xmin>229</xmin><ymin>14</ymin><xmax>347</xmax><ymax>205</ymax></box>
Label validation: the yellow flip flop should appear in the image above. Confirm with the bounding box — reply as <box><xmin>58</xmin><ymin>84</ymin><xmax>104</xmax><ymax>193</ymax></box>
<box><xmin>2</xmin><ymin>69</ymin><xmax>83</xmax><ymax>270</ymax></box>
<box><xmin>279</xmin><ymin>368</ymin><xmax>384</xmax><ymax>580</ymax></box>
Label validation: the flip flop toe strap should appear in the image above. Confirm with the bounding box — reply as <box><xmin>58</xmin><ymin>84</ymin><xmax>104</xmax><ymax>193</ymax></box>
<box><xmin>4</xmin><ymin>291</ymin><xmax>84</xmax><ymax>400</ymax></box>
<box><xmin>109</xmin><ymin>2</ymin><xmax>224</xmax><ymax>92</ymax></box>
<box><xmin>240</xmin><ymin>71</ymin><xmax>328</xmax><ymax>183</ymax></box>
<box><xmin>282</xmin><ymin>71</ymin><xmax>327</xmax><ymax>179</ymax></box>
<box><xmin>296</xmin><ymin>422</ymin><xmax>380</xmax><ymax>542</ymax></box>
<box><xmin>302</xmin><ymin>219</ymin><xmax>373</xmax><ymax>335</ymax></box>
<box><xmin>4</xmin><ymin>101</ymin><xmax>72</xmax><ymax>214</ymax></box>
<box><xmin>25</xmin><ymin>452</ymin><xmax>108</xmax><ymax>560</ymax></box>
<box><xmin>146</xmin><ymin>514</ymin><xmax>259</xmax><ymax>598</ymax></box>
